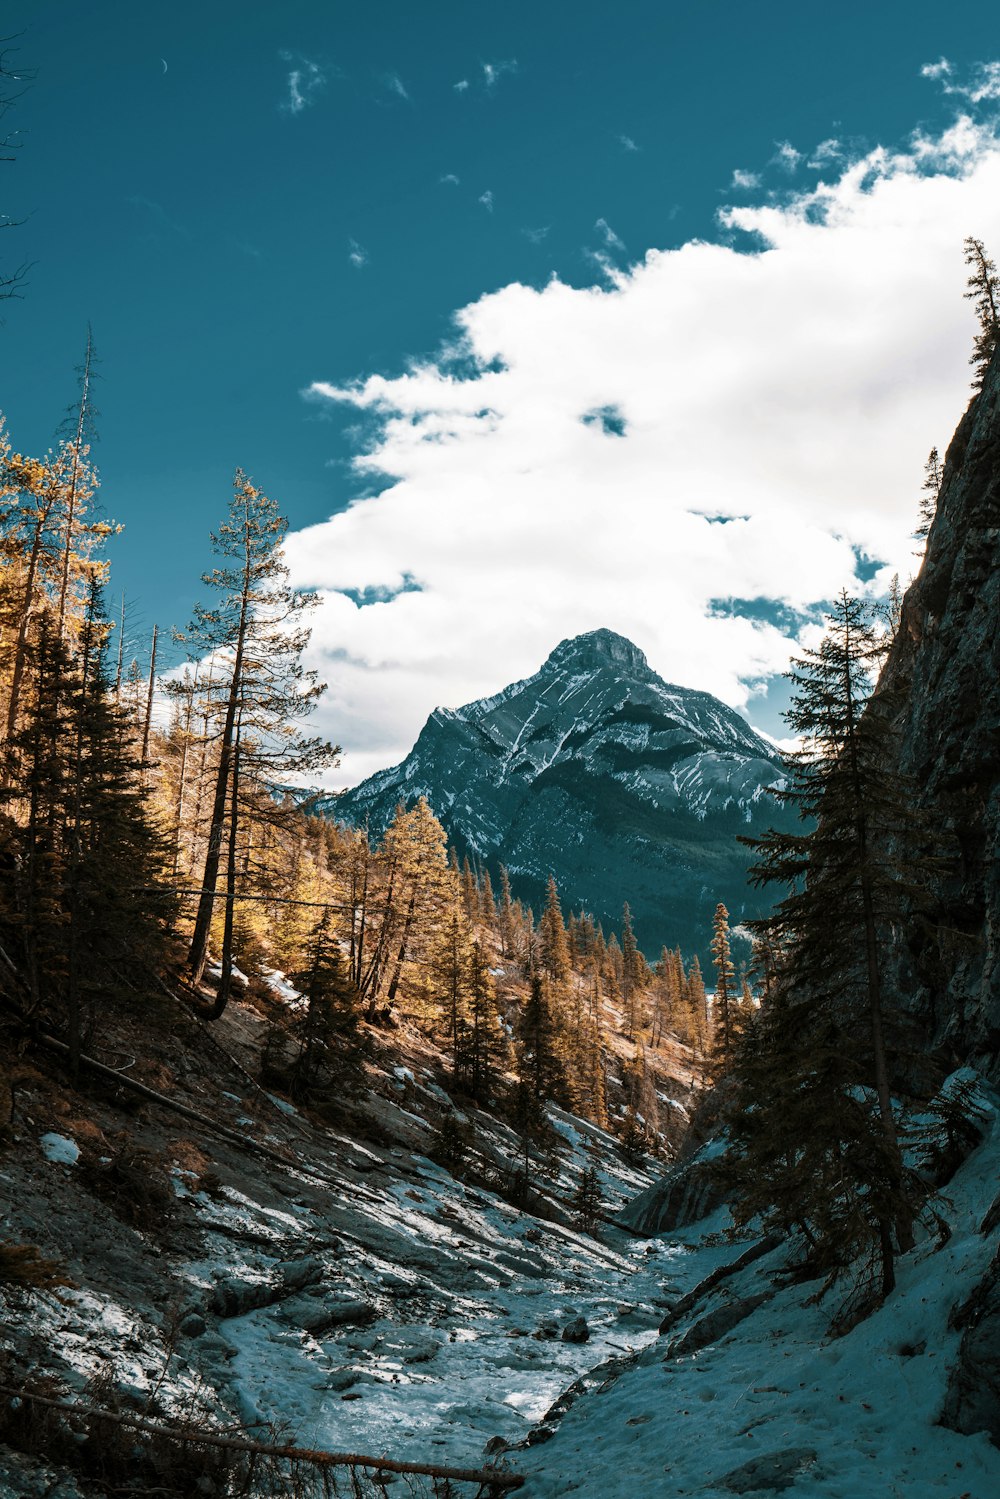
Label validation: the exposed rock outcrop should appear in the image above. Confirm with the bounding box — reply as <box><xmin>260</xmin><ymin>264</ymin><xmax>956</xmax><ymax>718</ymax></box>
<box><xmin>879</xmin><ymin>348</ymin><xmax>1000</xmax><ymax>1079</ymax></box>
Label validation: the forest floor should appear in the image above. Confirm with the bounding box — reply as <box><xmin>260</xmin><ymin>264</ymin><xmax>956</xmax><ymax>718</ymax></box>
<box><xmin>3</xmin><ymin>980</ymin><xmax>1000</xmax><ymax>1498</ymax></box>
<box><xmin>0</xmin><ymin>974</ymin><xmax>691</xmax><ymax>1493</ymax></box>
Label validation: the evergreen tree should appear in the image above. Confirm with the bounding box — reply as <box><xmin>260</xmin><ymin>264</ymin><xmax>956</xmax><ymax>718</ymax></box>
<box><xmin>620</xmin><ymin>902</ymin><xmax>643</xmax><ymax>1038</ymax></box>
<box><xmin>538</xmin><ymin>874</ymin><xmax>571</xmax><ymax>985</ymax></box>
<box><xmin>573</xmin><ymin>1161</ymin><xmax>603</xmax><ymax>1233</ymax></box>
<box><xmin>710</xmin><ymin>901</ymin><xmax>737</xmax><ymax>1062</ymax></box>
<box><xmin>732</xmin><ymin>591</ymin><xmax>936</xmax><ymax>1302</ymax></box>
<box><xmin>0</xmin><ymin>595</ymin><xmax>174</xmax><ymax>1073</ymax></box>
<box><xmin>914</xmin><ymin>446</ymin><xmax>942</xmax><ymax>548</ymax></box>
<box><xmin>181</xmin><ymin>470</ymin><xmax>339</xmax><ymax>1013</ymax></box>
<box><xmin>963</xmin><ymin>235</ymin><xmax>1000</xmax><ymax>388</ymax></box>
<box><xmin>287</xmin><ymin>912</ymin><xmax>363</xmax><ymax>1101</ymax></box>
<box><xmin>497</xmin><ymin>864</ymin><xmax>514</xmax><ymax>957</ymax></box>
<box><xmin>516</xmin><ymin>974</ymin><xmax>566</xmax><ymax>1111</ymax></box>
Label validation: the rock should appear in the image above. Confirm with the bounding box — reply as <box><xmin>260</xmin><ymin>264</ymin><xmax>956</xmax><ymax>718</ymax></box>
<box><xmin>561</xmin><ymin>1315</ymin><xmax>590</xmax><ymax>1344</ymax></box>
<box><xmin>331</xmin><ymin>629</ymin><xmax>794</xmax><ymax>967</ymax></box>
<box><xmin>211</xmin><ymin>1276</ymin><xmax>274</xmax><ymax>1318</ymax></box>
<box><xmin>178</xmin><ymin>1312</ymin><xmax>207</xmax><ymax>1338</ymax></box>
<box><xmin>278</xmin><ymin>1256</ymin><xmax>324</xmax><ymax>1291</ymax></box>
<box><xmin>717</xmin><ymin>1448</ymin><xmax>818</xmax><ymax>1493</ymax></box>
<box><xmin>320</xmin><ymin>1297</ymin><xmax>377</xmax><ymax>1329</ymax></box>
<box><xmin>616</xmin><ymin>1147</ymin><xmax>725</xmax><ymax>1234</ymax></box>
<box><xmin>875</xmin><ymin>347</ymin><xmax>1000</xmax><ymax>1081</ymax></box>
<box><xmin>0</xmin><ymin>1448</ymin><xmax>88</xmax><ymax>1498</ymax></box>
<box><xmin>941</xmin><ymin>1249</ymin><xmax>1000</xmax><ymax>1445</ymax></box>
<box><xmin>665</xmin><ymin>1292</ymin><xmax>772</xmax><ymax>1358</ymax></box>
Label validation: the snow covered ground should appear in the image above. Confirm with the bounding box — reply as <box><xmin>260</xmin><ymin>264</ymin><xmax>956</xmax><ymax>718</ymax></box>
<box><xmin>516</xmin><ymin>1089</ymin><xmax>1000</xmax><ymax>1498</ymax></box>
<box><xmin>6</xmin><ymin>1021</ymin><xmax>1000</xmax><ymax>1498</ymax></box>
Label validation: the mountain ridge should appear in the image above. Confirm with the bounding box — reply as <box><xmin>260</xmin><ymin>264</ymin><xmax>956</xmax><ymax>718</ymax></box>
<box><xmin>329</xmin><ymin>628</ymin><xmax>793</xmax><ymax>959</ymax></box>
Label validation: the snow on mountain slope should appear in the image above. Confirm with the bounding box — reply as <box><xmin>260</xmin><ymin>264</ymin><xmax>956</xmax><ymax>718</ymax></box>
<box><xmin>331</xmin><ymin>630</ymin><xmax>795</xmax><ymax>959</ymax></box>
<box><xmin>515</xmin><ymin>1082</ymin><xmax>1000</xmax><ymax>1499</ymax></box>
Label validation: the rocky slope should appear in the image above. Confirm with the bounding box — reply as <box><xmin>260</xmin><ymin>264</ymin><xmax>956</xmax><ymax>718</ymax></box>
<box><xmin>879</xmin><ymin>346</ymin><xmax>1000</xmax><ymax>1080</ymax></box>
<box><xmin>331</xmin><ymin>629</ymin><xmax>794</xmax><ymax>959</ymax></box>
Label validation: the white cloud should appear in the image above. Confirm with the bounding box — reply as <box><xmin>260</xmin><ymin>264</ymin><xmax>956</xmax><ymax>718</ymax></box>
<box><xmin>440</xmin><ymin>173</ymin><xmax>460</xmax><ymax>186</ymax></box>
<box><xmin>523</xmin><ymin>226</ymin><xmax>550</xmax><ymax>244</ymax></box>
<box><xmin>595</xmin><ymin>217</ymin><xmax>626</xmax><ymax>252</ymax></box>
<box><xmin>383</xmin><ymin>71</ymin><xmax>410</xmax><ymax>101</ymax></box>
<box><xmin>618</xmin><ymin>134</ymin><xmax>639</xmax><ymax>153</ymax></box>
<box><xmin>478</xmin><ymin>189</ymin><xmax>494</xmax><ymax>213</ymax></box>
<box><xmin>290</xmin><ymin>109</ymin><xmax>1000</xmax><ymax>787</ymax></box>
<box><xmin>453</xmin><ymin>79</ymin><xmax>470</xmax><ymax>93</ymax></box>
<box><xmin>482</xmin><ymin>59</ymin><xmax>518</xmax><ymax>92</ymax></box>
<box><xmin>922</xmin><ymin>56</ymin><xmax>1000</xmax><ymax>104</ymax></box>
<box><xmin>771</xmin><ymin>140</ymin><xmax>801</xmax><ymax>172</ymax></box>
<box><xmin>731</xmin><ymin>168</ymin><xmax>760</xmax><ymax>189</ymax></box>
<box><xmin>348</xmin><ymin>238</ymin><xmax>368</xmax><ymax>269</ymax></box>
<box><xmin>279</xmin><ymin>52</ymin><xmax>326</xmax><ymax>115</ymax></box>
<box><xmin>808</xmin><ymin>138</ymin><xmax>844</xmax><ymax>168</ymax></box>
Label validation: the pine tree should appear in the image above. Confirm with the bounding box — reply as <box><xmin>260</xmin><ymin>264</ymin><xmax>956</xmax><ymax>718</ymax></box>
<box><xmin>181</xmin><ymin>470</ymin><xmax>339</xmax><ymax>1013</ymax></box>
<box><xmin>287</xmin><ymin>912</ymin><xmax>363</xmax><ymax>1101</ymax></box>
<box><xmin>620</xmin><ymin>903</ymin><xmax>643</xmax><ymax>1039</ymax></box>
<box><xmin>573</xmin><ymin>1161</ymin><xmax>603</xmax><ymax>1233</ymax></box>
<box><xmin>914</xmin><ymin>447</ymin><xmax>942</xmax><ymax>548</ymax></box>
<box><xmin>0</xmin><ymin>593</ymin><xmax>174</xmax><ymax>1072</ymax></box>
<box><xmin>732</xmin><ymin>590</ymin><xmax>936</xmax><ymax>1302</ymax></box>
<box><xmin>710</xmin><ymin>901</ymin><xmax>737</xmax><ymax>1062</ymax></box>
<box><xmin>963</xmin><ymin>235</ymin><xmax>1000</xmax><ymax>389</ymax></box>
<box><xmin>538</xmin><ymin>874</ymin><xmax>571</xmax><ymax>985</ymax></box>
<box><xmin>497</xmin><ymin>864</ymin><xmax>514</xmax><ymax>957</ymax></box>
<box><xmin>516</xmin><ymin>974</ymin><xmax>566</xmax><ymax>1111</ymax></box>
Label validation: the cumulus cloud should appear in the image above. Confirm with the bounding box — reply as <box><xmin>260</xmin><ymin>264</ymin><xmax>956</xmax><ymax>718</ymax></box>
<box><xmin>618</xmin><ymin>134</ymin><xmax>640</xmax><ymax>152</ymax></box>
<box><xmin>440</xmin><ymin>173</ymin><xmax>460</xmax><ymax>186</ymax></box>
<box><xmin>290</xmin><ymin>108</ymin><xmax>1000</xmax><ymax>787</ymax></box>
<box><xmin>478</xmin><ymin>189</ymin><xmax>494</xmax><ymax>213</ymax></box>
<box><xmin>279</xmin><ymin>52</ymin><xmax>326</xmax><ymax>115</ymax></box>
<box><xmin>731</xmin><ymin>168</ymin><xmax>760</xmax><ymax>189</ymax></box>
<box><xmin>453</xmin><ymin>78</ymin><xmax>470</xmax><ymax>93</ymax></box>
<box><xmin>348</xmin><ymin>238</ymin><xmax>368</xmax><ymax>269</ymax></box>
<box><xmin>522</xmin><ymin>225</ymin><xmax>550</xmax><ymax>243</ymax></box>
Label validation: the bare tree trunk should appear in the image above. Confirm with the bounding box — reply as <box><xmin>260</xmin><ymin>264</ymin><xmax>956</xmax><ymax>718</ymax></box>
<box><xmin>140</xmin><ymin>622</ymin><xmax>158</xmax><ymax>769</ymax></box>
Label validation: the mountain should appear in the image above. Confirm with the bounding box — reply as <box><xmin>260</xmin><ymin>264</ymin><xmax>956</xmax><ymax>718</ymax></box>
<box><xmin>330</xmin><ymin>628</ymin><xmax>795</xmax><ymax>959</ymax></box>
<box><xmin>876</xmin><ymin>346</ymin><xmax>1000</xmax><ymax>1082</ymax></box>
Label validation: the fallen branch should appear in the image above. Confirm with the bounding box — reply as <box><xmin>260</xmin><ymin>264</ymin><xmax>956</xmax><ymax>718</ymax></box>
<box><xmin>34</xmin><ymin>1030</ymin><xmax>350</xmax><ymax>1196</ymax></box>
<box><xmin>0</xmin><ymin>1384</ymin><xmax>524</xmax><ymax>1489</ymax></box>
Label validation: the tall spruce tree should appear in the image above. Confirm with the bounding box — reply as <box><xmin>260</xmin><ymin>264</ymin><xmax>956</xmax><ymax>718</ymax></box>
<box><xmin>710</xmin><ymin>901</ymin><xmax>737</xmax><ymax>1062</ymax></box>
<box><xmin>728</xmin><ymin>591</ymin><xmax>935</xmax><ymax>1305</ymax></box>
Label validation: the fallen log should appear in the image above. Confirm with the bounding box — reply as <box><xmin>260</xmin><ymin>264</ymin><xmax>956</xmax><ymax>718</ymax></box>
<box><xmin>0</xmin><ymin>1383</ymin><xmax>524</xmax><ymax>1490</ymax></box>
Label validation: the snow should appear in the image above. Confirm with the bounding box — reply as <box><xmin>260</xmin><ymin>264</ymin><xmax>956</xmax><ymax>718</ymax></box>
<box><xmin>515</xmin><ymin>1087</ymin><xmax>1000</xmax><ymax>1498</ymax></box>
<box><xmin>39</xmin><ymin>1132</ymin><xmax>79</xmax><ymax>1165</ymax></box>
<box><xmin>12</xmin><ymin>1063</ymin><xmax>1000</xmax><ymax>1498</ymax></box>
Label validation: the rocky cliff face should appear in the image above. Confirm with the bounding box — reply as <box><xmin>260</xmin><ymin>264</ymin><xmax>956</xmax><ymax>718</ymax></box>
<box><xmin>880</xmin><ymin>349</ymin><xmax>1000</xmax><ymax>1079</ymax></box>
<box><xmin>330</xmin><ymin>629</ymin><xmax>795</xmax><ymax>957</ymax></box>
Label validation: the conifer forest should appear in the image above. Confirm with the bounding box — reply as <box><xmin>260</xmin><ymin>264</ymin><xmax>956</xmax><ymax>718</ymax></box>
<box><xmin>3</xmin><ymin>13</ymin><xmax>1000</xmax><ymax>1499</ymax></box>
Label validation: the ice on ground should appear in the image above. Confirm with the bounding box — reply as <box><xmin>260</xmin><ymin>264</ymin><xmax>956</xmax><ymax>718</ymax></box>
<box><xmin>39</xmin><ymin>1132</ymin><xmax>79</xmax><ymax>1165</ymax></box>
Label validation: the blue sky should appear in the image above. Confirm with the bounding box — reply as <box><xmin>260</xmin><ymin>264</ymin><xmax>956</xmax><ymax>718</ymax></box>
<box><xmin>3</xmin><ymin>2</ymin><xmax>1000</xmax><ymax>781</ymax></box>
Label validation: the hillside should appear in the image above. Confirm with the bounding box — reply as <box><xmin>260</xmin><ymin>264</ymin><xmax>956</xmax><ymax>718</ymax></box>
<box><xmin>331</xmin><ymin>629</ymin><xmax>795</xmax><ymax>960</ymax></box>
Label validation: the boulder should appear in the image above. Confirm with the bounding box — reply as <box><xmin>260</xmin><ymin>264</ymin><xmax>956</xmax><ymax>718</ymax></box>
<box><xmin>561</xmin><ymin>1315</ymin><xmax>590</xmax><ymax>1344</ymax></box>
<box><xmin>717</xmin><ymin>1448</ymin><xmax>818</xmax><ymax>1493</ymax></box>
<box><xmin>941</xmin><ymin>1249</ymin><xmax>1000</xmax><ymax>1445</ymax></box>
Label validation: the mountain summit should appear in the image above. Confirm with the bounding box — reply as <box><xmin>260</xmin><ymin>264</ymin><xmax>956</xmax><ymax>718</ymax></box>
<box><xmin>332</xmin><ymin>629</ymin><xmax>792</xmax><ymax>956</ymax></box>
